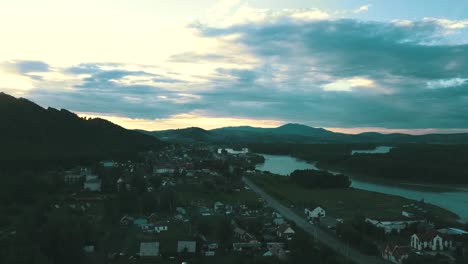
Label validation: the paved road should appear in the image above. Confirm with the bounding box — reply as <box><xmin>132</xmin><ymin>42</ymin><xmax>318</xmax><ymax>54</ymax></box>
<box><xmin>243</xmin><ymin>177</ymin><xmax>389</xmax><ymax>264</ymax></box>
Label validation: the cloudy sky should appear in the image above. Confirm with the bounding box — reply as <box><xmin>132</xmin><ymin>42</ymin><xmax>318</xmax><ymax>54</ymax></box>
<box><xmin>1</xmin><ymin>0</ymin><xmax>468</xmax><ymax>133</ymax></box>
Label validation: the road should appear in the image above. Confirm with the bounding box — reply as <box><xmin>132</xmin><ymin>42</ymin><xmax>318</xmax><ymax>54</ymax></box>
<box><xmin>243</xmin><ymin>177</ymin><xmax>389</xmax><ymax>264</ymax></box>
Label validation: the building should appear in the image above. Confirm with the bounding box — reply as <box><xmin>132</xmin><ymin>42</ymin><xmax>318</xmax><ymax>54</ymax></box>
<box><xmin>233</xmin><ymin>242</ymin><xmax>262</xmax><ymax>252</ymax></box>
<box><xmin>264</xmin><ymin>242</ymin><xmax>287</xmax><ymax>260</ymax></box>
<box><xmin>234</xmin><ymin>227</ymin><xmax>256</xmax><ymax>242</ymax></box>
<box><xmin>411</xmin><ymin>231</ymin><xmax>454</xmax><ymax>251</ymax></box>
<box><xmin>140</xmin><ymin>242</ymin><xmax>160</xmax><ymax>257</ymax></box>
<box><xmin>277</xmin><ymin>224</ymin><xmax>295</xmax><ymax>240</ymax></box>
<box><xmin>154</xmin><ymin>223</ymin><xmax>168</xmax><ymax>233</ymax></box>
<box><xmin>382</xmin><ymin>244</ymin><xmax>409</xmax><ymax>264</ymax></box>
<box><xmin>365</xmin><ymin>218</ymin><xmax>421</xmax><ymax>234</ymax></box>
<box><xmin>437</xmin><ymin>228</ymin><xmax>468</xmax><ymax>236</ymax></box>
<box><xmin>214</xmin><ymin>201</ymin><xmax>224</xmax><ymax>212</ymax></box>
<box><xmin>100</xmin><ymin>160</ymin><xmax>116</xmax><ymax>168</ymax></box>
<box><xmin>153</xmin><ymin>168</ymin><xmax>175</xmax><ymax>175</ymax></box>
<box><xmin>177</xmin><ymin>241</ymin><xmax>197</xmax><ymax>254</ymax></box>
<box><xmin>83</xmin><ymin>174</ymin><xmax>102</xmax><ymax>192</ymax></box>
<box><xmin>304</xmin><ymin>207</ymin><xmax>326</xmax><ymax>219</ymax></box>
<box><xmin>64</xmin><ymin>168</ymin><xmax>86</xmax><ymax>184</ymax></box>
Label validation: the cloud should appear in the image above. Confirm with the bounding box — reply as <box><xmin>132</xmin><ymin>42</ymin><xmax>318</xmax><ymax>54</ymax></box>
<box><xmin>427</xmin><ymin>78</ymin><xmax>468</xmax><ymax>89</ymax></box>
<box><xmin>423</xmin><ymin>18</ymin><xmax>468</xmax><ymax>29</ymax></box>
<box><xmin>354</xmin><ymin>5</ymin><xmax>371</xmax><ymax>14</ymax></box>
<box><xmin>3</xmin><ymin>2</ymin><xmax>468</xmax><ymax>130</ymax></box>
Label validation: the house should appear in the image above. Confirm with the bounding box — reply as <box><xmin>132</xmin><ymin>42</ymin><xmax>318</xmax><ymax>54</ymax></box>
<box><xmin>140</xmin><ymin>242</ymin><xmax>160</xmax><ymax>257</ymax></box>
<box><xmin>382</xmin><ymin>244</ymin><xmax>409</xmax><ymax>264</ymax></box>
<box><xmin>100</xmin><ymin>160</ymin><xmax>116</xmax><ymax>168</ymax></box>
<box><xmin>83</xmin><ymin>174</ymin><xmax>102</xmax><ymax>192</ymax></box>
<box><xmin>214</xmin><ymin>201</ymin><xmax>224</xmax><ymax>212</ymax></box>
<box><xmin>120</xmin><ymin>215</ymin><xmax>134</xmax><ymax>225</ymax></box>
<box><xmin>177</xmin><ymin>241</ymin><xmax>196</xmax><ymax>254</ymax></box>
<box><xmin>411</xmin><ymin>231</ymin><xmax>454</xmax><ymax>251</ymax></box>
<box><xmin>365</xmin><ymin>218</ymin><xmax>421</xmax><ymax>234</ymax></box>
<box><xmin>154</xmin><ymin>168</ymin><xmax>175</xmax><ymax>175</ymax></box>
<box><xmin>233</xmin><ymin>242</ymin><xmax>262</xmax><ymax>252</ymax></box>
<box><xmin>199</xmin><ymin>207</ymin><xmax>211</xmax><ymax>216</ymax></box>
<box><xmin>402</xmin><ymin>210</ymin><xmax>415</xmax><ymax>218</ymax></box>
<box><xmin>277</xmin><ymin>224</ymin><xmax>295</xmax><ymax>240</ymax></box>
<box><xmin>234</xmin><ymin>227</ymin><xmax>256</xmax><ymax>242</ymax></box>
<box><xmin>154</xmin><ymin>222</ymin><xmax>168</xmax><ymax>233</ymax></box>
<box><xmin>272</xmin><ymin>211</ymin><xmax>285</xmax><ymax>225</ymax></box>
<box><xmin>264</xmin><ymin>242</ymin><xmax>287</xmax><ymax>260</ymax></box>
<box><xmin>305</xmin><ymin>206</ymin><xmax>326</xmax><ymax>219</ymax></box>
<box><xmin>273</xmin><ymin>217</ymin><xmax>285</xmax><ymax>226</ymax></box>
<box><xmin>133</xmin><ymin>218</ymin><xmax>148</xmax><ymax>227</ymax></box>
<box><xmin>64</xmin><ymin>168</ymin><xmax>86</xmax><ymax>184</ymax></box>
<box><xmin>176</xmin><ymin>207</ymin><xmax>187</xmax><ymax>215</ymax></box>
<box><xmin>83</xmin><ymin>245</ymin><xmax>95</xmax><ymax>253</ymax></box>
<box><xmin>207</xmin><ymin>243</ymin><xmax>218</xmax><ymax>250</ymax></box>
<box><xmin>141</xmin><ymin>223</ymin><xmax>154</xmax><ymax>232</ymax></box>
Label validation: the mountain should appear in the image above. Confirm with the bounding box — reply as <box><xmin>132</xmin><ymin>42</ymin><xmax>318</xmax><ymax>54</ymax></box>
<box><xmin>141</xmin><ymin>127</ymin><xmax>214</xmax><ymax>142</ymax></box>
<box><xmin>143</xmin><ymin>123</ymin><xmax>468</xmax><ymax>144</ymax></box>
<box><xmin>0</xmin><ymin>92</ymin><xmax>163</xmax><ymax>168</ymax></box>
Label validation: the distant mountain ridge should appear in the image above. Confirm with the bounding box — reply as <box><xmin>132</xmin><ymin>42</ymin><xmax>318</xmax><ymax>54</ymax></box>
<box><xmin>144</xmin><ymin>123</ymin><xmax>468</xmax><ymax>144</ymax></box>
<box><xmin>0</xmin><ymin>92</ymin><xmax>163</xmax><ymax>168</ymax></box>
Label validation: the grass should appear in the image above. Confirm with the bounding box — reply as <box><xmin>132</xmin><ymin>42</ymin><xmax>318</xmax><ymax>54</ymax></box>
<box><xmin>174</xmin><ymin>183</ymin><xmax>260</xmax><ymax>206</ymax></box>
<box><xmin>250</xmin><ymin>173</ymin><xmax>459</xmax><ymax>224</ymax></box>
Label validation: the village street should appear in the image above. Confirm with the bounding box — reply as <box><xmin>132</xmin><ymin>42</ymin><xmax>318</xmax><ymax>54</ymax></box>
<box><xmin>242</xmin><ymin>177</ymin><xmax>390</xmax><ymax>264</ymax></box>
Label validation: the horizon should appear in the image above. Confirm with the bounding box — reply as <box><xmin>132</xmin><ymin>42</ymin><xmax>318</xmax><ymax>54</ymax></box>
<box><xmin>1</xmin><ymin>1</ymin><xmax>468</xmax><ymax>134</ymax></box>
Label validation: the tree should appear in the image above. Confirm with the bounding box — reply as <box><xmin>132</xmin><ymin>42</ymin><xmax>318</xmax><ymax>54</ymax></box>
<box><xmin>217</xmin><ymin>218</ymin><xmax>233</xmax><ymax>250</ymax></box>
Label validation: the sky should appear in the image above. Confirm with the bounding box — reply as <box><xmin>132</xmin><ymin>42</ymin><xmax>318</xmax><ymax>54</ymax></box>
<box><xmin>1</xmin><ymin>0</ymin><xmax>468</xmax><ymax>134</ymax></box>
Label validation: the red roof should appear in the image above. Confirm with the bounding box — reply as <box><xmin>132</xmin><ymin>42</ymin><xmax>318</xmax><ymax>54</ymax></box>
<box><xmin>383</xmin><ymin>244</ymin><xmax>408</xmax><ymax>262</ymax></box>
<box><xmin>415</xmin><ymin>230</ymin><xmax>451</xmax><ymax>242</ymax></box>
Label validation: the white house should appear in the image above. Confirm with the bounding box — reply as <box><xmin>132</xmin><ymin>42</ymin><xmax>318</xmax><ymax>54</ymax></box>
<box><xmin>305</xmin><ymin>207</ymin><xmax>326</xmax><ymax>219</ymax></box>
<box><xmin>411</xmin><ymin>231</ymin><xmax>454</xmax><ymax>251</ymax></box>
<box><xmin>140</xmin><ymin>242</ymin><xmax>160</xmax><ymax>257</ymax></box>
<box><xmin>154</xmin><ymin>168</ymin><xmax>175</xmax><ymax>175</ymax></box>
<box><xmin>154</xmin><ymin>223</ymin><xmax>168</xmax><ymax>233</ymax></box>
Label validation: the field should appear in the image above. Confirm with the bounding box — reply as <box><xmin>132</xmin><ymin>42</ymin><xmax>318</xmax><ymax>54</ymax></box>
<box><xmin>249</xmin><ymin>173</ymin><xmax>459</xmax><ymax>224</ymax></box>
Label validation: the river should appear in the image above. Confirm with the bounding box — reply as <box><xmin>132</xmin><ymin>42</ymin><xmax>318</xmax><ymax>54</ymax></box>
<box><xmin>255</xmin><ymin>154</ymin><xmax>468</xmax><ymax>223</ymax></box>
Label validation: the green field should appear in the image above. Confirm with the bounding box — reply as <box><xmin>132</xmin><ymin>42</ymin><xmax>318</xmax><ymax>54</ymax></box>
<box><xmin>249</xmin><ymin>173</ymin><xmax>459</xmax><ymax>224</ymax></box>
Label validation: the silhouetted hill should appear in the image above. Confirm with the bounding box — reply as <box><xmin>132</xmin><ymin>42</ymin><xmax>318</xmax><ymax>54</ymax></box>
<box><xmin>142</xmin><ymin>127</ymin><xmax>214</xmax><ymax>142</ymax></box>
<box><xmin>143</xmin><ymin>123</ymin><xmax>468</xmax><ymax>144</ymax></box>
<box><xmin>0</xmin><ymin>92</ymin><xmax>163</xmax><ymax>169</ymax></box>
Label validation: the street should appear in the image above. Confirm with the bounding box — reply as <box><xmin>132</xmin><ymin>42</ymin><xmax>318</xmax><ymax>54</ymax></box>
<box><xmin>243</xmin><ymin>177</ymin><xmax>389</xmax><ymax>264</ymax></box>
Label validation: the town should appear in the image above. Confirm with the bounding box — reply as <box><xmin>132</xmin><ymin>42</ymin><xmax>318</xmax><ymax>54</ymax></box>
<box><xmin>6</xmin><ymin>144</ymin><xmax>464</xmax><ymax>264</ymax></box>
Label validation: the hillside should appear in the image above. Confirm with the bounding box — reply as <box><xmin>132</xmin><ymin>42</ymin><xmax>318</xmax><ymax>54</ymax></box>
<box><xmin>145</xmin><ymin>124</ymin><xmax>468</xmax><ymax>144</ymax></box>
<box><xmin>0</xmin><ymin>92</ymin><xmax>163</xmax><ymax>169</ymax></box>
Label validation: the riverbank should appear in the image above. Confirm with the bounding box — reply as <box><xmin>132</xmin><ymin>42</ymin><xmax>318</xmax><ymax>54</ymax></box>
<box><xmin>249</xmin><ymin>173</ymin><xmax>460</xmax><ymax>225</ymax></box>
<box><xmin>317</xmin><ymin>164</ymin><xmax>467</xmax><ymax>193</ymax></box>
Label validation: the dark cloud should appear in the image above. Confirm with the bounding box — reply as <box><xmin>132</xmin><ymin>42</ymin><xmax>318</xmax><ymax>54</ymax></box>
<box><xmin>28</xmin><ymin>64</ymin><xmax>203</xmax><ymax>119</ymax></box>
<box><xmin>184</xmin><ymin>18</ymin><xmax>468</xmax><ymax>128</ymax></box>
<box><xmin>13</xmin><ymin>18</ymin><xmax>468</xmax><ymax>129</ymax></box>
<box><xmin>15</xmin><ymin>60</ymin><xmax>50</xmax><ymax>73</ymax></box>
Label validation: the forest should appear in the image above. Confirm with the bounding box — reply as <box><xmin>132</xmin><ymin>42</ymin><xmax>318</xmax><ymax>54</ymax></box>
<box><xmin>250</xmin><ymin>143</ymin><xmax>468</xmax><ymax>184</ymax></box>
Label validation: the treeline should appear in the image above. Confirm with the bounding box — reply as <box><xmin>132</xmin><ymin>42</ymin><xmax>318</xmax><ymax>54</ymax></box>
<box><xmin>322</xmin><ymin>144</ymin><xmax>468</xmax><ymax>184</ymax></box>
<box><xmin>290</xmin><ymin>169</ymin><xmax>351</xmax><ymax>189</ymax></box>
<box><xmin>0</xmin><ymin>170</ymin><xmax>94</xmax><ymax>264</ymax></box>
<box><xmin>250</xmin><ymin>143</ymin><xmax>468</xmax><ymax>184</ymax></box>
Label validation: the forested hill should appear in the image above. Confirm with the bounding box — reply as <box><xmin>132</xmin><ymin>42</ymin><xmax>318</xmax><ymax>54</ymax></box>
<box><xmin>145</xmin><ymin>124</ymin><xmax>468</xmax><ymax>144</ymax></box>
<box><xmin>0</xmin><ymin>92</ymin><xmax>164</xmax><ymax>169</ymax></box>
